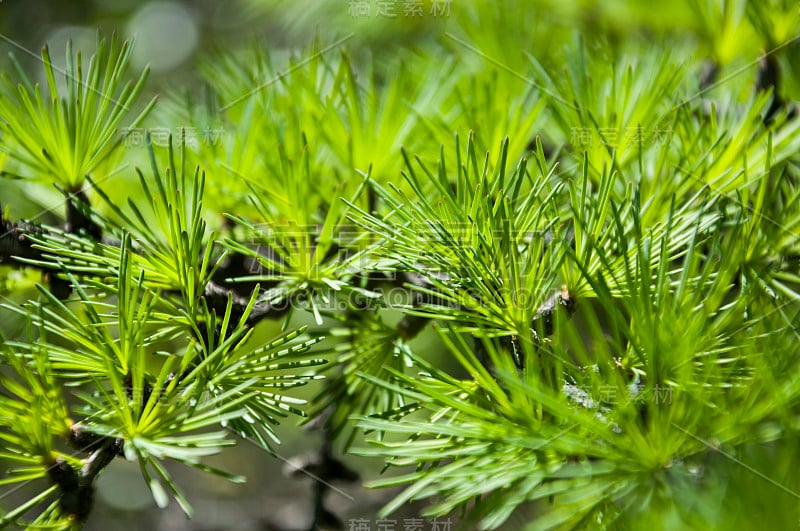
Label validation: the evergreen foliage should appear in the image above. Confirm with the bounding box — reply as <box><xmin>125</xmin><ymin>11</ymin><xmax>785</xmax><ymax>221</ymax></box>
<box><xmin>1</xmin><ymin>2</ymin><xmax>800</xmax><ymax>529</ymax></box>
